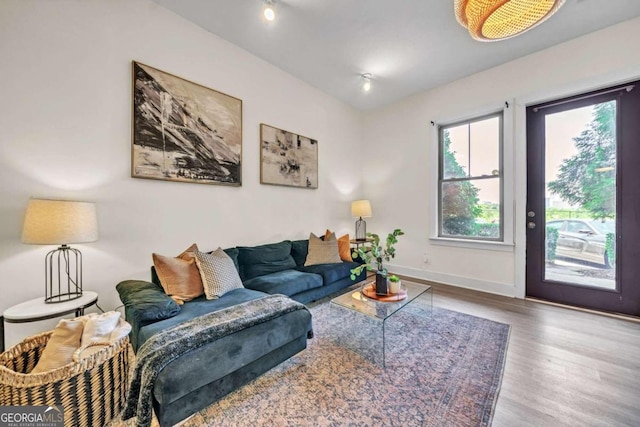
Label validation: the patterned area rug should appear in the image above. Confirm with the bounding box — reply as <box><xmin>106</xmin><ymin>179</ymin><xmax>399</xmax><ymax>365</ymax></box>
<box><xmin>114</xmin><ymin>296</ymin><xmax>510</xmax><ymax>427</ymax></box>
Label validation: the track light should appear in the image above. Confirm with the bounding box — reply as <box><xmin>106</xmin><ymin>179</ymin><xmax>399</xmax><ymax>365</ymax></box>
<box><xmin>263</xmin><ymin>0</ymin><xmax>276</xmax><ymax>22</ymax></box>
<box><xmin>361</xmin><ymin>73</ymin><xmax>372</xmax><ymax>92</ymax></box>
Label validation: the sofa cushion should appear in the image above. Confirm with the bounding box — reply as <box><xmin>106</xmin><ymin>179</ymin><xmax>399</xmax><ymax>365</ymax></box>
<box><xmin>237</xmin><ymin>241</ymin><xmax>296</xmax><ymax>280</ymax></box>
<box><xmin>297</xmin><ymin>261</ymin><xmax>361</xmax><ymax>285</ymax></box>
<box><xmin>222</xmin><ymin>247</ymin><xmax>240</xmax><ymax>272</ymax></box>
<box><xmin>243</xmin><ymin>270</ymin><xmax>322</xmax><ymax>296</ymax></box>
<box><xmin>290</xmin><ymin>240</ymin><xmax>309</xmax><ymax>267</ymax></box>
<box><xmin>116</xmin><ymin>280</ymin><xmax>181</xmax><ymax>323</ymax></box>
<box><xmin>195</xmin><ymin>248</ymin><xmax>245</xmax><ymax>300</ymax></box>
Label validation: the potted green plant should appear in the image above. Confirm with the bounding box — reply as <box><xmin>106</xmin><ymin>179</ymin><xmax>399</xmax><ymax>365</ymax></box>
<box><xmin>388</xmin><ymin>274</ymin><xmax>401</xmax><ymax>294</ymax></box>
<box><xmin>350</xmin><ymin>229</ymin><xmax>405</xmax><ymax>295</ymax></box>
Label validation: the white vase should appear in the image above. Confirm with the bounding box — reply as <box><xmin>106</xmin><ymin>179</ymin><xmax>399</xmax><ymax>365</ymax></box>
<box><xmin>389</xmin><ymin>279</ymin><xmax>401</xmax><ymax>294</ymax></box>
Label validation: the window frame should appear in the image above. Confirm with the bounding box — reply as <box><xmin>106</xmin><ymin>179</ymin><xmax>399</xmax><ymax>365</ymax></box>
<box><xmin>438</xmin><ymin>111</ymin><xmax>504</xmax><ymax>241</ymax></box>
<box><xmin>429</xmin><ymin>101</ymin><xmax>514</xmax><ymax>251</ymax></box>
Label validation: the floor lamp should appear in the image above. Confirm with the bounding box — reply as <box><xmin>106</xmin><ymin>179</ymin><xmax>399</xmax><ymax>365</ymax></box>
<box><xmin>22</xmin><ymin>198</ymin><xmax>98</xmax><ymax>303</ymax></box>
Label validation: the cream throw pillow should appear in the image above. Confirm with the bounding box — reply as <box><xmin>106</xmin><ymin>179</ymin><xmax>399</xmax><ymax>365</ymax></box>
<box><xmin>194</xmin><ymin>248</ymin><xmax>244</xmax><ymax>300</ymax></box>
<box><xmin>153</xmin><ymin>243</ymin><xmax>205</xmax><ymax>304</ymax></box>
<box><xmin>305</xmin><ymin>232</ymin><xmax>342</xmax><ymax>266</ymax></box>
<box><xmin>31</xmin><ymin>318</ymin><xmax>84</xmax><ymax>374</ymax></box>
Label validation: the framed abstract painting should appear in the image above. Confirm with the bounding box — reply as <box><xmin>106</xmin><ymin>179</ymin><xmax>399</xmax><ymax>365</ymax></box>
<box><xmin>132</xmin><ymin>61</ymin><xmax>242</xmax><ymax>186</ymax></box>
<box><xmin>260</xmin><ymin>123</ymin><xmax>318</xmax><ymax>189</ymax></box>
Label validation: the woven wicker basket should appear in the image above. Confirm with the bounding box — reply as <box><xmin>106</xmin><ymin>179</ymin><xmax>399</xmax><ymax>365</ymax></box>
<box><xmin>0</xmin><ymin>331</ymin><xmax>130</xmax><ymax>427</ymax></box>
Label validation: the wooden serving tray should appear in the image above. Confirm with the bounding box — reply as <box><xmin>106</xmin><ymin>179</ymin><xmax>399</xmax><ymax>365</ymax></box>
<box><xmin>362</xmin><ymin>283</ymin><xmax>407</xmax><ymax>302</ymax></box>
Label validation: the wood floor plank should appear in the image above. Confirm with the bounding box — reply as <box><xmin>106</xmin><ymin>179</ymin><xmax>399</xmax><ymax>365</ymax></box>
<box><xmin>404</xmin><ymin>279</ymin><xmax>640</xmax><ymax>427</ymax></box>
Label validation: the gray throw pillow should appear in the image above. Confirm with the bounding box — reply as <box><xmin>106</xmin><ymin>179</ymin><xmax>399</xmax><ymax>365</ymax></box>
<box><xmin>195</xmin><ymin>248</ymin><xmax>244</xmax><ymax>300</ymax></box>
<box><xmin>305</xmin><ymin>232</ymin><xmax>342</xmax><ymax>266</ymax></box>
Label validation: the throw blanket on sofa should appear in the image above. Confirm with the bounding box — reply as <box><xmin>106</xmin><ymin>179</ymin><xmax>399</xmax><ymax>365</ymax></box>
<box><xmin>122</xmin><ymin>294</ymin><xmax>308</xmax><ymax>427</ymax></box>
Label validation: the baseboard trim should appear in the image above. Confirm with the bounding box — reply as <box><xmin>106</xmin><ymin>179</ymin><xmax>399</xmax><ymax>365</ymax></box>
<box><xmin>525</xmin><ymin>297</ymin><xmax>640</xmax><ymax>323</ymax></box>
<box><xmin>386</xmin><ymin>264</ymin><xmax>517</xmax><ymax>298</ymax></box>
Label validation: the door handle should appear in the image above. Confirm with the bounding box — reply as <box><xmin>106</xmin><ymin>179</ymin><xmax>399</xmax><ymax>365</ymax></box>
<box><xmin>527</xmin><ymin>222</ymin><xmax>536</xmax><ymax>229</ymax></box>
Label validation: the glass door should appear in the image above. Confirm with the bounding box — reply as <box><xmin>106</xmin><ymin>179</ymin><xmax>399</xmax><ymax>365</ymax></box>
<box><xmin>526</xmin><ymin>82</ymin><xmax>640</xmax><ymax>316</ymax></box>
<box><xmin>544</xmin><ymin>100</ymin><xmax>617</xmax><ymax>289</ymax></box>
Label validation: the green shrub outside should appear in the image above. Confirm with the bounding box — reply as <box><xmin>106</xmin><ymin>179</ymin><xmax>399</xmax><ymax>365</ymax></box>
<box><xmin>605</xmin><ymin>232</ymin><xmax>615</xmax><ymax>267</ymax></box>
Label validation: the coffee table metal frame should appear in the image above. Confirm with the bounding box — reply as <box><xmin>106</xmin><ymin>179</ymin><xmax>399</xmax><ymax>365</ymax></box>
<box><xmin>330</xmin><ymin>281</ymin><xmax>432</xmax><ymax>367</ymax></box>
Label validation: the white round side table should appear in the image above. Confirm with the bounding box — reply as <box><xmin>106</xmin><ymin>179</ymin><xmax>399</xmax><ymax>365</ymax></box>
<box><xmin>2</xmin><ymin>292</ymin><xmax>98</xmax><ymax>349</ymax></box>
<box><xmin>3</xmin><ymin>291</ymin><xmax>98</xmax><ymax>324</ymax></box>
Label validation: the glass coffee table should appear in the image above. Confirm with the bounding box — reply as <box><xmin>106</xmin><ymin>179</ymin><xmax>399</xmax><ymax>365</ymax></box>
<box><xmin>330</xmin><ymin>281</ymin><xmax>432</xmax><ymax>367</ymax></box>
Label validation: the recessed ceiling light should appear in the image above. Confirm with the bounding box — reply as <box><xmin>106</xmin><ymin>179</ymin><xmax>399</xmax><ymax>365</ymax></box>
<box><xmin>361</xmin><ymin>73</ymin><xmax>372</xmax><ymax>92</ymax></box>
<box><xmin>263</xmin><ymin>0</ymin><xmax>276</xmax><ymax>22</ymax></box>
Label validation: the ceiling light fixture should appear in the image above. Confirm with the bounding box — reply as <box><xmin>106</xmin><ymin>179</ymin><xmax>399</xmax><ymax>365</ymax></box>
<box><xmin>361</xmin><ymin>73</ymin><xmax>372</xmax><ymax>92</ymax></box>
<box><xmin>454</xmin><ymin>0</ymin><xmax>566</xmax><ymax>42</ymax></box>
<box><xmin>263</xmin><ymin>0</ymin><xmax>276</xmax><ymax>22</ymax></box>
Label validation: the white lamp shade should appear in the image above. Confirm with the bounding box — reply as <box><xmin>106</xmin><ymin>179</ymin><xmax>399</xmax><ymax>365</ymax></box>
<box><xmin>351</xmin><ymin>200</ymin><xmax>372</xmax><ymax>218</ymax></box>
<box><xmin>22</xmin><ymin>199</ymin><xmax>98</xmax><ymax>245</ymax></box>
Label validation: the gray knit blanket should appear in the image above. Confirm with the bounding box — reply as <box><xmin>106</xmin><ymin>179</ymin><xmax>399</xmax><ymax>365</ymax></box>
<box><xmin>122</xmin><ymin>294</ymin><xmax>308</xmax><ymax>427</ymax></box>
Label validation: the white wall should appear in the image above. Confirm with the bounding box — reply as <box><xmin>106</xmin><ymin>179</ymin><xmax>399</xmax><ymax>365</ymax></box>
<box><xmin>362</xmin><ymin>17</ymin><xmax>640</xmax><ymax>298</ymax></box>
<box><xmin>0</xmin><ymin>0</ymin><xmax>364</xmax><ymax>314</ymax></box>
<box><xmin>3</xmin><ymin>1</ymin><xmax>640</xmax><ymax>323</ymax></box>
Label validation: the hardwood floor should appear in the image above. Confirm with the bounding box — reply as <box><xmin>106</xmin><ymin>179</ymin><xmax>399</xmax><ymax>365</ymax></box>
<box><xmin>417</xmin><ymin>280</ymin><xmax>640</xmax><ymax>427</ymax></box>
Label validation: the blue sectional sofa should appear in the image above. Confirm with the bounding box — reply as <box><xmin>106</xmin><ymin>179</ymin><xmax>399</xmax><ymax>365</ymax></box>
<box><xmin>118</xmin><ymin>237</ymin><xmax>364</xmax><ymax>426</ymax></box>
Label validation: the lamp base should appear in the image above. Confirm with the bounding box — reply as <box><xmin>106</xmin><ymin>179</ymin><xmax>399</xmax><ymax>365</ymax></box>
<box><xmin>45</xmin><ymin>292</ymin><xmax>83</xmax><ymax>304</ymax></box>
<box><xmin>355</xmin><ymin>217</ymin><xmax>367</xmax><ymax>241</ymax></box>
<box><xmin>45</xmin><ymin>245</ymin><xmax>84</xmax><ymax>304</ymax></box>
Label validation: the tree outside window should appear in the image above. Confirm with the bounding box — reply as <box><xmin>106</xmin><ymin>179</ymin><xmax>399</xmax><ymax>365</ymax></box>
<box><xmin>547</xmin><ymin>101</ymin><xmax>616</xmax><ymax>221</ymax></box>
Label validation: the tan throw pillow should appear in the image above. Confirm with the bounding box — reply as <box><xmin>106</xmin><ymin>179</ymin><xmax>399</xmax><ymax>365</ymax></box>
<box><xmin>153</xmin><ymin>243</ymin><xmax>204</xmax><ymax>304</ymax></box>
<box><xmin>325</xmin><ymin>229</ymin><xmax>353</xmax><ymax>262</ymax></box>
<box><xmin>80</xmin><ymin>311</ymin><xmax>121</xmax><ymax>346</ymax></box>
<box><xmin>305</xmin><ymin>232</ymin><xmax>342</xmax><ymax>266</ymax></box>
<box><xmin>194</xmin><ymin>248</ymin><xmax>244</xmax><ymax>300</ymax></box>
<box><xmin>31</xmin><ymin>318</ymin><xmax>84</xmax><ymax>374</ymax></box>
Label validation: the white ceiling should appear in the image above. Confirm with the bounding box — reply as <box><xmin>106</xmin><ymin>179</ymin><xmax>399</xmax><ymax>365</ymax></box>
<box><xmin>152</xmin><ymin>0</ymin><xmax>640</xmax><ymax>111</ymax></box>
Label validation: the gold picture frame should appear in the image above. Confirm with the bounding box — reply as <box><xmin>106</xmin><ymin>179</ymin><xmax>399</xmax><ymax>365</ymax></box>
<box><xmin>131</xmin><ymin>61</ymin><xmax>242</xmax><ymax>186</ymax></box>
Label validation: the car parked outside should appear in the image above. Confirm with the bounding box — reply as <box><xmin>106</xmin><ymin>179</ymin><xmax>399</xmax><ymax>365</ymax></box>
<box><xmin>546</xmin><ymin>219</ymin><xmax>615</xmax><ymax>267</ymax></box>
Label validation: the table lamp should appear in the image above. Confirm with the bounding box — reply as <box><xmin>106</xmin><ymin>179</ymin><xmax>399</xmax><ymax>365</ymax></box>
<box><xmin>351</xmin><ymin>199</ymin><xmax>372</xmax><ymax>241</ymax></box>
<box><xmin>22</xmin><ymin>198</ymin><xmax>98</xmax><ymax>303</ymax></box>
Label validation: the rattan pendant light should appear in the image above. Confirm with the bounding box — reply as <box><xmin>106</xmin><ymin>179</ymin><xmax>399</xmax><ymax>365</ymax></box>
<box><xmin>455</xmin><ymin>0</ymin><xmax>565</xmax><ymax>41</ymax></box>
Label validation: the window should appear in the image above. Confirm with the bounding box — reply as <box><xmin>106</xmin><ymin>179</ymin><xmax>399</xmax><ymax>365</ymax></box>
<box><xmin>438</xmin><ymin>112</ymin><xmax>503</xmax><ymax>241</ymax></box>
